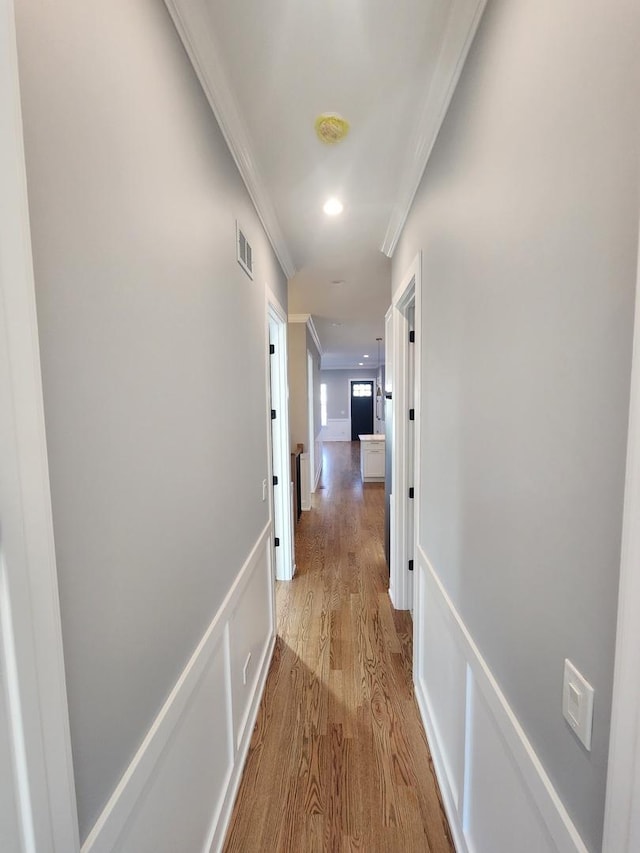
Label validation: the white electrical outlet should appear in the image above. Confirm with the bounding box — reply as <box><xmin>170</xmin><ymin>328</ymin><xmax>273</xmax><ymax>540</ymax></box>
<box><xmin>562</xmin><ymin>659</ymin><xmax>594</xmax><ymax>750</ymax></box>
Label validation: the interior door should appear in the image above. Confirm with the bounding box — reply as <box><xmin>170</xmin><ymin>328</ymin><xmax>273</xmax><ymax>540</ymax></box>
<box><xmin>350</xmin><ymin>381</ymin><xmax>374</xmax><ymax>440</ymax></box>
<box><xmin>268</xmin><ymin>321</ymin><xmax>284</xmax><ymax>580</ymax></box>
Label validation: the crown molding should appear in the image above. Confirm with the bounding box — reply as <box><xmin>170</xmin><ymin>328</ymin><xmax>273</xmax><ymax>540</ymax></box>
<box><xmin>288</xmin><ymin>314</ymin><xmax>323</xmax><ymax>356</ymax></box>
<box><xmin>381</xmin><ymin>0</ymin><xmax>488</xmax><ymax>257</ymax></box>
<box><xmin>163</xmin><ymin>0</ymin><xmax>296</xmax><ymax>280</ymax></box>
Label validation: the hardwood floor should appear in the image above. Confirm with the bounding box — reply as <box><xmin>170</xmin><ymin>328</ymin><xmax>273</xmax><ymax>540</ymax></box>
<box><xmin>223</xmin><ymin>442</ymin><xmax>453</xmax><ymax>852</ymax></box>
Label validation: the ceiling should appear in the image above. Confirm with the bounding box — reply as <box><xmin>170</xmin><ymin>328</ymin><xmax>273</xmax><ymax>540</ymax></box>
<box><xmin>164</xmin><ymin>0</ymin><xmax>486</xmax><ymax>369</ymax></box>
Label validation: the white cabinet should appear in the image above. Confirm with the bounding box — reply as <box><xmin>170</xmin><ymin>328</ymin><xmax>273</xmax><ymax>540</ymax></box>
<box><xmin>359</xmin><ymin>435</ymin><xmax>385</xmax><ymax>482</ymax></box>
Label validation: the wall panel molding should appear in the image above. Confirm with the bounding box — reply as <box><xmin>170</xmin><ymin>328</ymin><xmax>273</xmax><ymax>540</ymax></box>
<box><xmin>414</xmin><ymin>546</ymin><xmax>589</xmax><ymax>853</ymax></box>
<box><xmin>82</xmin><ymin>524</ymin><xmax>275</xmax><ymax>853</ymax></box>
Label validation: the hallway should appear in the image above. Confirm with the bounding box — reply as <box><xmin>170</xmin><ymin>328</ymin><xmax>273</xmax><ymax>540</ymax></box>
<box><xmin>223</xmin><ymin>442</ymin><xmax>453</xmax><ymax>852</ymax></box>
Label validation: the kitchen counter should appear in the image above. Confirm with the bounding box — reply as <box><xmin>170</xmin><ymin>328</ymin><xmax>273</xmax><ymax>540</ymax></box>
<box><xmin>359</xmin><ymin>434</ymin><xmax>385</xmax><ymax>482</ymax></box>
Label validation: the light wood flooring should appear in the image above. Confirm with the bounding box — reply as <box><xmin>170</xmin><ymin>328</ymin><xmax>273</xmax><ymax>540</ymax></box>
<box><xmin>223</xmin><ymin>441</ymin><xmax>454</xmax><ymax>852</ymax></box>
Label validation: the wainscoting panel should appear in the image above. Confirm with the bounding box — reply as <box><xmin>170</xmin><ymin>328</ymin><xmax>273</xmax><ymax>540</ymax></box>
<box><xmin>82</xmin><ymin>524</ymin><xmax>275</xmax><ymax>853</ymax></box>
<box><xmin>321</xmin><ymin>418</ymin><xmax>350</xmax><ymax>442</ymax></box>
<box><xmin>414</xmin><ymin>546</ymin><xmax>589</xmax><ymax>853</ymax></box>
<box><xmin>228</xmin><ymin>537</ymin><xmax>274</xmax><ymax>752</ymax></box>
<box><xmin>415</xmin><ymin>560</ymin><xmax>466</xmax><ymax>812</ymax></box>
<box><xmin>111</xmin><ymin>634</ymin><xmax>232</xmax><ymax>853</ymax></box>
<box><xmin>465</xmin><ymin>673</ymin><xmax>555</xmax><ymax>853</ymax></box>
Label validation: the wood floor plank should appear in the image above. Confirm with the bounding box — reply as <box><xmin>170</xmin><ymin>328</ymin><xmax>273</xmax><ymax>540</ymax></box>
<box><xmin>222</xmin><ymin>442</ymin><xmax>454</xmax><ymax>853</ymax></box>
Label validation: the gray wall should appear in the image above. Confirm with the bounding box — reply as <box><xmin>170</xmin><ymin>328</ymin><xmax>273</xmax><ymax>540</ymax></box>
<box><xmin>16</xmin><ymin>0</ymin><xmax>286</xmax><ymax>839</ymax></box>
<box><xmin>287</xmin><ymin>322</ymin><xmax>322</xmax><ymax>449</ymax></box>
<box><xmin>287</xmin><ymin>323</ymin><xmax>307</xmax><ymax>448</ymax></box>
<box><xmin>310</xmin><ymin>330</ymin><xmax>322</xmax><ymax>446</ymax></box>
<box><xmin>393</xmin><ymin>0</ymin><xmax>639</xmax><ymax>848</ymax></box>
<box><xmin>320</xmin><ymin>369</ymin><xmax>378</xmax><ymax>420</ymax></box>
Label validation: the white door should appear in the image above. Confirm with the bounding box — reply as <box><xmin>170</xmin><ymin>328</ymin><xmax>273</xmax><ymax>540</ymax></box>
<box><xmin>269</xmin><ymin>317</ymin><xmax>285</xmax><ymax>580</ymax></box>
<box><xmin>267</xmin><ymin>296</ymin><xmax>294</xmax><ymax>581</ymax></box>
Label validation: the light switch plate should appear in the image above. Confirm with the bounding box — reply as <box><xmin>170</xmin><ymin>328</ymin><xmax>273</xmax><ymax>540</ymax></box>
<box><xmin>562</xmin><ymin>659</ymin><xmax>594</xmax><ymax>750</ymax></box>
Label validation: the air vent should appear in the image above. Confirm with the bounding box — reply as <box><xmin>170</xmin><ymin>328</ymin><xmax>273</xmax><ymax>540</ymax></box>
<box><xmin>236</xmin><ymin>221</ymin><xmax>253</xmax><ymax>279</ymax></box>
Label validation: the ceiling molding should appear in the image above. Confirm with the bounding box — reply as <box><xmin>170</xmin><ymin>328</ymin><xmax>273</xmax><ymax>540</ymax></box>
<box><xmin>320</xmin><ymin>365</ymin><xmax>381</xmax><ymax>372</ymax></box>
<box><xmin>288</xmin><ymin>314</ymin><xmax>323</xmax><ymax>356</ymax></box>
<box><xmin>381</xmin><ymin>0</ymin><xmax>488</xmax><ymax>258</ymax></box>
<box><xmin>306</xmin><ymin>316</ymin><xmax>323</xmax><ymax>357</ymax></box>
<box><xmin>163</xmin><ymin>0</ymin><xmax>296</xmax><ymax>280</ymax></box>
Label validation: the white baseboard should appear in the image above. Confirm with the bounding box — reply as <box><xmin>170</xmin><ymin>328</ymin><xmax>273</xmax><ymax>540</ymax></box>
<box><xmin>321</xmin><ymin>418</ymin><xmax>350</xmax><ymax>442</ymax></box>
<box><xmin>414</xmin><ymin>546</ymin><xmax>589</xmax><ymax>853</ymax></box>
<box><xmin>82</xmin><ymin>524</ymin><xmax>275</xmax><ymax>853</ymax></box>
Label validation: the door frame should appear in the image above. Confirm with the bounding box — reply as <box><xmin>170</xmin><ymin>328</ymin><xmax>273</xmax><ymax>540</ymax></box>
<box><xmin>0</xmin><ymin>1</ymin><xmax>79</xmax><ymax>848</ymax></box>
<box><xmin>602</xmin><ymin>216</ymin><xmax>640</xmax><ymax>852</ymax></box>
<box><xmin>266</xmin><ymin>290</ymin><xmax>294</xmax><ymax>581</ymax></box>
<box><xmin>389</xmin><ymin>252</ymin><xmax>422</xmax><ymax>612</ymax></box>
<box><xmin>349</xmin><ymin>378</ymin><xmax>375</xmax><ymax>441</ymax></box>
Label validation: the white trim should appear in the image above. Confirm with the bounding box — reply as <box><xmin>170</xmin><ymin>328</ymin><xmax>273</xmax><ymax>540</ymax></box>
<box><xmin>415</xmin><ymin>546</ymin><xmax>589</xmax><ymax>853</ymax></box>
<box><xmin>0</xmin><ymin>1</ymin><xmax>80</xmax><ymax>848</ymax></box>
<box><xmin>381</xmin><ymin>0</ymin><xmax>488</xmax><ymax>257</ymax></box>
<box><xmin>602</xmin><ymin>215</ymin><xmax>640</xmax><ymax>852</ymax></box>
<box><xmin>162</xmin><ymin>1</ymin><xmax>295</xmax><ymax>279</ymax></box>
<box><xmin>389</xmin><ymin>253</ymin><xmax>422</xmax><ymax>610</ymax></box>
<box><xmin>82</xmin><ymin>524</ymin><xmax>275</xmax><ymax>853</ymax></box>
<box><xmin>266</xmin><ymin>288</ymin><xmax>294</xmax><ymax>581</ymax></box>
<box><xmin>288</xmin><ymin>313</ymin><xmax>323</xmax><ymax>357</ymax></box>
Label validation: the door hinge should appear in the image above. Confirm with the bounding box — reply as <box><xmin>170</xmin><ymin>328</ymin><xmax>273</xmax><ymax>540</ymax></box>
<box><xmin>408</xmin><ymin>559</ymin><xmax>414</xmax><ymax>572</ymax></box>
<box><xmin>409</xmin><ymin>330</ymin><xmax>415</xmax><ymax>343</ymax></box>
<box><xmin>269</xmin><ymin>343</ymin><xmax>275</xmax><ymax>355</ymax></box>
<box><xmin>273</xmin><ymin>475</ymin><xmax>278</xmax><ymax>486</ymax></box>
<box><xmin>409</xmin><ymin>487</ymin><xmax>414</xmax><ymax>499</ymax></box>
<box><xmin>271</xmin><ymin>409</ymin><xmax>277</xmax><ymax>420</ymax></box>
<box><xmin>409</xmin><ymin>408</ymin><xmax>415</xmax><ymax>421</ymax></box>
<box><xmin>274</xmin><ymin>537</ymin><xmax>280</xmax><ymax>547</ymax></box>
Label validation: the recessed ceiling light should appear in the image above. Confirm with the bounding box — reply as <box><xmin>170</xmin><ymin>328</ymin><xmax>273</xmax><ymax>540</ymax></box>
<box><xmin>323</xmin><ymin>197</ymin><xmax>343</xmax><ymax>216</ymax></box>
<box><xmin>363</xmin><ymin>354</ymin><xmax>369</xmax><ymax>358</ymax></box>
<box><xmin>358</xmin><ymin>362</ymin><xmax>364</xmax><ymax>366</ymax></box>
<box><xmin>315</xmin><ymin>113</ymin><xmax>350</xmax><ymax>145</ymax></box>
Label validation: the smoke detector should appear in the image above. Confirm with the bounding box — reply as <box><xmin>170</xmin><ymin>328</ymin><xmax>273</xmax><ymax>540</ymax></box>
<box><xmin>315</xmin><ymin>113</ymin><xmax>350</xmax><ymax>144</ymax></box>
